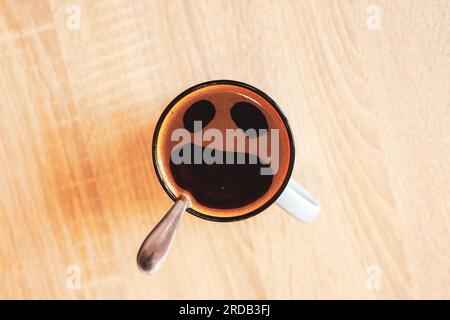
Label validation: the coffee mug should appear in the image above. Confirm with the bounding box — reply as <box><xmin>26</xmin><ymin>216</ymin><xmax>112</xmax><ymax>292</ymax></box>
<box><xmin>137</xmin><ymin>80</ymin><xmax>320</xmax><ymax>273</ymax></box>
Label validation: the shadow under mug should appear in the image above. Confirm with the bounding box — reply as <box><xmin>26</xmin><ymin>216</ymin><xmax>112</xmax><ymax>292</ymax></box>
<box><xmin>137</xmin><ymin>80</ymin><xmax>320</xmax><ymax>273</ymax></box>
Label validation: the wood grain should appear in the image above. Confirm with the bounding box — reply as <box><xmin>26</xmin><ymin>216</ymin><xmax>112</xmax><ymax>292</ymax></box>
<box><xmin>0</xmin><ymin>0</ymin><xmax>449</xmax><ymax>299</ymax></box>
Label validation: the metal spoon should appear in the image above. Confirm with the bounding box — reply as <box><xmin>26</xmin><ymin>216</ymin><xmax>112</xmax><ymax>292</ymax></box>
<box><xmin>137</xmin><ymin>196</ymin><xmax>190</xmax><ymax>274</ymax></box>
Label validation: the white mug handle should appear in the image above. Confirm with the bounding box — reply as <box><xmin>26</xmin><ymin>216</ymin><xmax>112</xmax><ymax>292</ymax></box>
<box><xmin>275</xmin><ymin>179</ymin><xmax>320</xmax><ymax>223</ymax></box>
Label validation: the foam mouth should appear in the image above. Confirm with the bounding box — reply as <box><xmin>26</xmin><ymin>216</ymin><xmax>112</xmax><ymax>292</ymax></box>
<box><xmin>169</xmin><ymin>143</ymin><xmax>273</xmax><ymax>209</ymax></box>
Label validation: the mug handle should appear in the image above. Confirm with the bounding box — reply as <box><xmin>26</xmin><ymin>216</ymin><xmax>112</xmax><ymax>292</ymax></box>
<box><xmin>275</xmin><ymin>179</ymin><xmax>320</xmax><ymax>223</ymax></box>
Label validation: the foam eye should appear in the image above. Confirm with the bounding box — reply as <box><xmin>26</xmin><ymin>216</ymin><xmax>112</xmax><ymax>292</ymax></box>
<box><xmin>230</xmin><ymin>102</ymin><xmax>268</xmax><ymax>138</ymax></box>
<box><xmin>183</xmin><ymin>100</ymin><xmax>216</xmax><ymax>133</ymax></box>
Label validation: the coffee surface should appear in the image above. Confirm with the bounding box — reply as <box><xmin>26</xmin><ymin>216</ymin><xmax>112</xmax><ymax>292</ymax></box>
<box><xmin>155</xmin><ymin>83</ymin><xmax>292</xmax><ymax>219</ymax></box>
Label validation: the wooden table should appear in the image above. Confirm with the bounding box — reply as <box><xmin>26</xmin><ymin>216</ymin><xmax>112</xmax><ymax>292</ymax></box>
<box><xmin>0</xmin><ymin>0</ymin><xmax>449</xmax><ymax>299</ymax></box>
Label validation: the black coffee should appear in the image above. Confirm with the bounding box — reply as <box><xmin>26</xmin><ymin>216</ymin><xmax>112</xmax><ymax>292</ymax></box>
<box><xmin>154</xmin><ymin>82</ymin><xmax>293</xmax><ymax>219</ymax></box>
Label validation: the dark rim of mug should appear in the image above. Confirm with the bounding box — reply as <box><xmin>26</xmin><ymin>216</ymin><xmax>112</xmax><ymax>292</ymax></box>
<box><xmin>152</xmin><ymin>80</ymin><xmax>295</xmax><ymax>222</ymax></box>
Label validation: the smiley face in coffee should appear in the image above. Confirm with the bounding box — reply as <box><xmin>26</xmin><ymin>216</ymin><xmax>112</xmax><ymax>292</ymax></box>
<box><xmin>153</xmin><ymin>80</ymin><xmax>294</xmax><ymax>221</ymax></box>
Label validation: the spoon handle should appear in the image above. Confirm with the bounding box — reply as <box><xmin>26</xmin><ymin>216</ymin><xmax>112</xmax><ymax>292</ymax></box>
<box><xmin>137</xmin><ymin>196</ymin><xmax>190</xmax><ymax>274</ymax></box>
